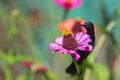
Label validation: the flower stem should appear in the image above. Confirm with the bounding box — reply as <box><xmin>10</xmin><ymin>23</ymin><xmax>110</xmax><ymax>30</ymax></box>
<box><xmin>73</xmin><ymin>60</ymin><xmax>84</xmax><ymax>80</ymax></box>
<box><xmin>73</xmin><ymin>60</ymin><xmax>79</xmax><ymax>73</ymax></box>
<box><xmin>29</xmin><ymin>71</ymin><xmax>35</xmax><ymax>80</ymax></box>
<box><xmin>62</xmin><ymin>10</ymin><xmax>69</xmax><ymax>20</ymax></box>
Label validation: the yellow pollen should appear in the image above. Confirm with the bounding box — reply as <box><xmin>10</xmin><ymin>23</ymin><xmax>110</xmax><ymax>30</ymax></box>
<box><xmin>66</xmin><ymin>0</ymin><xmax>71</xmax><ymax>3</ymax></box>
<box><xmin>11</xmin><ymin>9</ymin><xmax>20</xmax><ymax>17</ymax></box>
<box><xmin>76</xmin><ymin>18</ymin><xmax>81</xmax><ymax>22</ymax></box>
<box><xmin>31</xmin><ymin>63</ymin><xmax>40</xmax><ymax>72</ymax></box>
<box><xmin>62</xmin><ymin>30</ymin><xmax>72</xmax><ymax>36</ymax></box>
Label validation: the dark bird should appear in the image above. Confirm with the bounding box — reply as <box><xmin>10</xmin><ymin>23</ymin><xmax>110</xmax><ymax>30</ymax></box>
<box><xmin>65</xmin><ymin>22</ymin><xmax>95</xmax><ymax>75</ymax></box>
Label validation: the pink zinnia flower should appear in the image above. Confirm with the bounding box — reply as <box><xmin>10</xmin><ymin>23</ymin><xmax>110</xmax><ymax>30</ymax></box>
<box><xmin>22</xmin><ymin>61</ymin><xmax>33</xmax><ymax>69</ymax></box>
<box><xmin>48</xmin><ymin>30</ymin><xmax>93</xmax><ymax>60</ymax></box>
<box><xmin>22</xmin><ymin>61</ymin><xmax>47</xmax><ymax>73</ymax></box>
<box><xmin>54</xmin><ymin>0</ymin><xmax>82</xmax><ymax>10</ymax></box>
<box><xmin>37</xmin><ymin>66</ymin><xmax>47</xmax><ymax>73</ymax></box>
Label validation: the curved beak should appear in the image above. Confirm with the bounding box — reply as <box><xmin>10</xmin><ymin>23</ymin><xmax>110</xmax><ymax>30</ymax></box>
<box><xmin>79</xmin><ymin>20</ymin><xmax>87</xmax><ymax>34</ymax></box>
<box><xmin>80</xmin><ymin>26</ymin><xmax>87</xmax><ymax>34</ymax></box>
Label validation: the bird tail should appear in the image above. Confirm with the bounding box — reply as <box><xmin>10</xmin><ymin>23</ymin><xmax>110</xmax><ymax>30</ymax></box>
<box><xmin>65</xmin><ymin>61</ymin><xmax>77</xmax><ymax>76</ymax></box>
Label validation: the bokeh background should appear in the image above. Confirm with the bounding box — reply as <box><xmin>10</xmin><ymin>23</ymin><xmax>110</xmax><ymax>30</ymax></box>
<box><xmin>0</xmin><ymin>0</ymin><xmax>120</xmax><ymax>80</ymax></box>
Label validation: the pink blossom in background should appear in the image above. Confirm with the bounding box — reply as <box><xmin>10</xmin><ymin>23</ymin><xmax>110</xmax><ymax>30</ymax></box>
<box><xmin>37</xmin><ymin>66</ymin><xmax>47</xmax><ymax>73</ymax></box>
<box><xmin>22</xmin><ymin>61</ymin><xmax>33</xmax><ymax>69</ymax></box>
<box><xmin>22</xmin><ymin>61</ymin><xmax>47</xmax><ymax>73</ymax></box>
<box><xmin>58</xmin><ymin>19</ymin><xmax>87</xmax><ymax>34</ymax></box>
<box><xmin>54</xmin><ymin>0</ymin><xmax>82</xmax><ymax>10</ymax></box>
<box><xmin>48</xmin><ymin>32</ymin><xmax>93</xmax><ymax>60</ymax></box>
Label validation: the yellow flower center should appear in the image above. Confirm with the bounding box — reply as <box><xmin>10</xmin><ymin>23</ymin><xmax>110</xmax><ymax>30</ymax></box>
<box><xmin>76</xmin><ymin>18</ymin><xmax>81</xmax><ymax>22</ymax></box>
<box><xmin>62</xmin><ymin>30</ymin><xmax>72</xmax><ymax>36</ymax></box>
<box><xmin>31</xmin><ymin>63</ymin><xmax>40</xmax><ymax>72</ymax></box>
<box><xmin>66</xmin><ymin>0</ymin><xmax>71</xmax><ymax>3</ymax></box>
<box><xmin>11</xmin><ymin>9</ymin><xmax>20</xmax><ymax>17</ymax></box>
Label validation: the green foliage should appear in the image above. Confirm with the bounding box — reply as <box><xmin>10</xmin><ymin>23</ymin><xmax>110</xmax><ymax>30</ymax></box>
<box><xmin>7</xmin><ymin>25</ymin><xmax>18</xmax><ymax>40</ymax></box>
<box><xmin>46</xmin><ymin>71</ymin><xmax>59</xmax><ymax>80</ymax></box>
<box><xmin>92</xmin><ymin>63</ymin><xmax>110</xmax><ymax>80</ymax></box>
<box><xmin>16</xmin><ymin>75</ymin><xmax>26</xmax><ymax>80</ymax></box>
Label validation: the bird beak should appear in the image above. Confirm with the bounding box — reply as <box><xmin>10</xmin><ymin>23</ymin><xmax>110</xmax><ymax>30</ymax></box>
<box><xmin>79</xmin><ymin>20</ymin><xmax>87</xmax><ymax>34</ymax></box>
<box><xmin>80</xmin><ymin>26</ymin><xmax>87</xmax><ymax>34</ymax></box>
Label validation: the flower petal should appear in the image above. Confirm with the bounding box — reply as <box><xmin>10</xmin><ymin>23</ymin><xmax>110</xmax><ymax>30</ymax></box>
<box><xmin>59</xmin><ymin>49</ymin><xmax>69</xmax><ymax>54</ymax></box>
<box><xmin>37</xmin><ymin>66</ymin><xmax>47</xmax><ymax>73</ymax></box>
<box><xmin>78</xmin><ymin>45</ymin><xmax>87</xmax><ymax>51</ymax></box>
<box><xmin>71</xmin><ymin>52</ymin><xmax>80</xmax><ymax>60</ymax></box>
<box><xmin>48</xmin><ymin>43</ymin><xmax>63</xmax><ymax>53</ymax></box>
<box><xmin>85</xmin><ymin>45</ymin><xmax>93</xmax><ymax>52</ymax></box>
<box><xmin>80</xmin><ymin>38</ymin><xmax>91</xmax><ymax>45</ymax></box>
<box><xmin>54</xmin><ymin>0</ymin><xmax>64</xmax><ymax>5</ymax></box>
<box><xmin>78</xmin><ymin>34</ymin><xmax>90</xmax><ymax>44</ymax></box>
<box><xmin>72</xmin><ymin>0</ymin><xmax>82</xmax><ymax>7</ymax></box>
<box><xmin>78</xmin><ymin>45</ymin><xmax>93</xmax><ymax>52</ymax></box>
<box><xmin>55</xmin><ymin>36</ymin><xmax>63</xmax><ymax>45</ymax></box>
<box><xmin>69</xmin><ymin>50</ymin><xmax>76</xmax><ymax>54</ymax></box>
<box><xmin>48</xmin><ymin>43</ymin><xmax>61</xmax><ymax>49</ymax></box>
<box><xmin>75</xmin><ymin>32</ymin><xmax>83</xmax><ymax>41</ymax></box>
<box><xmin>54</xmin><ymin>0</ymin><xmax>82</xmax><ymax>10</ymax></box>
<box><xmin>58</xmin><ymin>19</ymin><xmax>75</xmax><ymax>31</ymax></box>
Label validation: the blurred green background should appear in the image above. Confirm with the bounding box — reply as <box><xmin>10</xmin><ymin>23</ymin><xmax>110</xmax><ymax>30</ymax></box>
<box><xmin>0</xmin><ymin>0</ymin><xmax>120</xmax><ymax>80</ymax></box>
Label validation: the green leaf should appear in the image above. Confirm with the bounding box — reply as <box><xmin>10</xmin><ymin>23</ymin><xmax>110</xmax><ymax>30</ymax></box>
<box><xmin>46</xmin><ymin>71</ymin><xmax>59</xmax><ymax>80</ymax></box>
<box><xmin>92</xmin><ymin>63</ymin><xmax>110</xmax><ymax>80</ymax></box>
<box><xmin>0</xmin><ymin>51</ymin><xmax>8</xmax><ymax>62</ymax></box>
<box><xmin>7</xmin><ymin>26</ymin><xmax>18</xmax><ymax>40</ymax></box>
<box><xmin>16</xmin><ymin>75</ymin><xmax>26</xmax><ymax>80</ymax></box>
